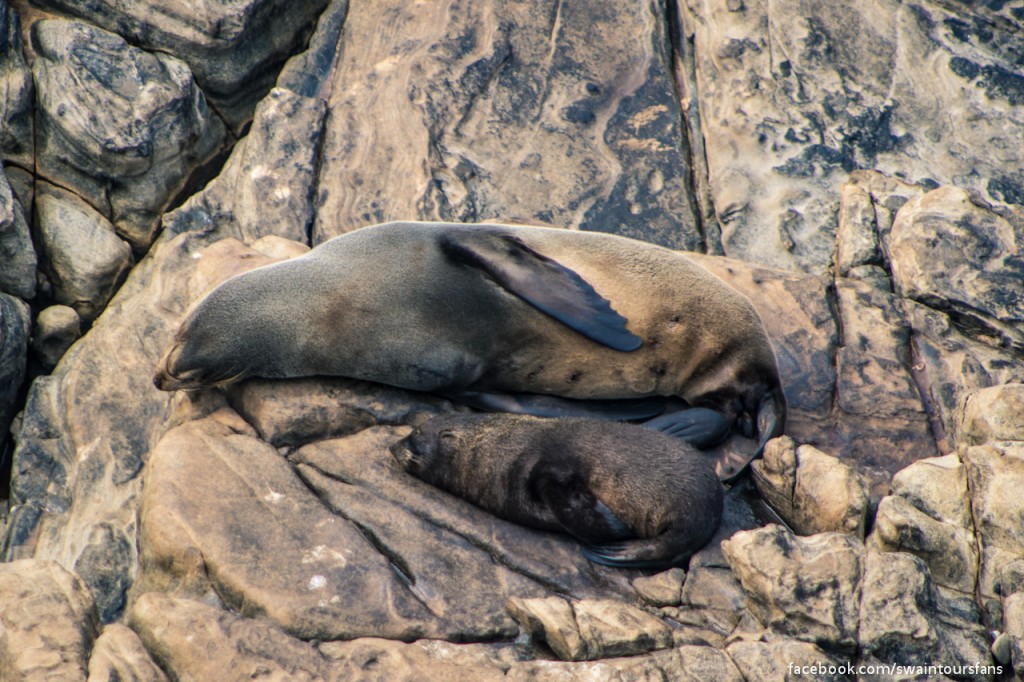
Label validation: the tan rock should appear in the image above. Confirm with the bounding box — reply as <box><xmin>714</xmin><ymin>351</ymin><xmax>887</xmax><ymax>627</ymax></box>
<box><xmin>722</xmin><ymin>525</ymin><xmax>862</xmax><ymax>648</ymax></box>
<box><xmin>964</xmin><ymin>444</ymin><xmax>1024</xmax><ymax>602</ymax></box>
<box><xmin>889</xmin><ymin>454</ymin><xmax>973</xmax><ymax>528</ymax></box>
<box><xmin>0</xmin><ymin>559</ymin><xmax>98</xmax><ymax>682</ymax></box>
<box><xmin>505</xmin><ymin>646</ymin><xmax>743</xmax><ymax>682</ymax></box>
<box><xmin>869</xmin><ymin>495</ymin><xmax>978</xmax><ymax>594</ymax></box>
<box><xmin>726</xmin><ymin>640</ymin><xmax>848</xmax><ymax>682</ymax></box>
<box><xmin>87</xmin><ymin>623</ymin><xmax>168</xmax><ymax>682</ymax></box>
<box><xmin>1004</xmin><ymin>592</ymin><xmax>1024</xmax><ymax>679</ymax></box>
<box><xmin>505</xmin><ymin>597</ymin><xmax>672</xmax><ymax>661</ymax></box>
<box><xmin>960</xmin><ymin>384</ymin><xmax>1024</xmax><ymax>446</ymax></box>
<box><xmin>752</xmin><ymin>437</ymin><xmax>869</xmax><ymax>537</ymax></box>
<box><xmin>632</xmin><ymin>567</ymin><xmax>685</xmax><ymax>607</ymax></box>
<box><xmin>30</xmin><ymin>305</ymin><xmax>81</xmax><ymax>371</ymax></box>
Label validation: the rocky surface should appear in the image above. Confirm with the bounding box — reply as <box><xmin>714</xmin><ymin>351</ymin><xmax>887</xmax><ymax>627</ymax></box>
<box><xmin>1</xmin><ymin>0</ymin><xmax>1022</xmax><ymax>679</ymax></box>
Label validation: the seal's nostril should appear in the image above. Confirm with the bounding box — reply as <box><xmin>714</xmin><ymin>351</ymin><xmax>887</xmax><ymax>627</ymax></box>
<box><xmin>153</xmin><ymin>374</ymin><xmax>163</xmax><ymax>390</ymax></box>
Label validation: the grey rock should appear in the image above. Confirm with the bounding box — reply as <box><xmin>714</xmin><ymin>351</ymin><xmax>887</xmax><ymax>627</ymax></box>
<box><xmin>228</xmin><ymin>376</ymin><xmax>458</xmax><ymax>448</ymax></box>
<box><xmin>1005</xmin><ymin>592</ymin><xmax>1024</xmax><ymax>679</ymax></box>
<box><xmin>0</xmin><ymin>166</ymin><xmax>35</xmax><ymax>300</ymax></box>
<box><xmin>32</xmin><ymin>19</ymin><xmax>226</xmax><ymax>249</ymax></box>
<box><xmin>632</xmin><ymin>567</ymin><xmax>685</xmax><ymax>607</ymax></box>
<box><xmin>0</xmin><ymin>559</ymin><xmax>99</xmax><ymax>681</ymax></box>
<box><xmin>506</xmin><ymin>596</ymin><xmax>673</xmax><ymax>661</ymax></box>
<box><xmin>32</xmin><ymin>0</ymin><xmax>331</xmax><ymax>130</ymax></box>
<box><xmin>87</xmin><ymin>623</ymin><xmax>168</xmax><ymax>682</ymax></box>
<box><xmin>30</xmin><ymin>305</ymin><xmax>81</xmax><ymax>371</ymax></box>
<box><xmin>0</xmin><ymin>292</ymin><xmax>29</xmax><ymax>452</ymax></box>
<box><xmin>751</xmin><ymin>436</ymin><xmax>869</xmax><ymax>537</ymax></box>
<box><xmin>164</xmin><ymin>87</ymin><xmax>327</xmax><ymax>246</ymax></box>
<box><xmin>34</xmin><ymin>183</ymin><xmax>133</xmax><ymax>322</ymax></box>
<box><xmin>74</xmin><ymin>523</ymin><xmax>134</xmax><ymax>623</ymax></box>
<box><xmin>722</xmin><ymin>525</ymin><xmax>863</xmax><ymax>649</ymax></box>
<box><xmin>312</xmin><ymin>0</ymin><xmax>701</xmax><ymax>250</ymax></box>
<box><xmin>0</xmin><ymin>2</ymin><xmax>33</xmax><ymax>168</ymax></box>
<box><xmin>677</xmin><ymin>0</ymin><xmax>1024</xmax><ymax>272</ymax></box>
<box><xmin>991</xmin><ymin>630</ymin><xmax>1012</xmax><ymax>667</ymax></box>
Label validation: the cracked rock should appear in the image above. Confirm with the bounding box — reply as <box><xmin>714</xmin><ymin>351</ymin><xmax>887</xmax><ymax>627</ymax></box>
<box><xmin>751</xmin><ymin>436</ymin><xmax>869</xmax><ymax>537</ymax></box>
<box><xmin>87</xmin><ymin>624</ymin><xmax>168</xmax><ymax>682</ymax></box>
<box><xmin>959</xmin><ymin>384</ymin><xmax>1024</xmax><ymax>447</ymax></box>
<box><xmin>632</xmin><ymin>567</ymin><xmax>685</xmax><ymax>607</ymax></box>
<box><xmin>0</xmin><ymin>166</ymin><xmax>35</xmax><ymax>300</ymax></box>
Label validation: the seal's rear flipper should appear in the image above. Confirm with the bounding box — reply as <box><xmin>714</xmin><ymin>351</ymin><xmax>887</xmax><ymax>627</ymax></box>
<box><xmin>533</xmin><ymin>476</ymin><xmax>634</xmax><ymax>545</ymax></box>
<box><xmin>439</xmin><ymin>231</ymin><xmax>643</xmax><ymax>351</ymax></box>
<box><xmin>643</xmin><ymin>407</ymin><xmax>732</xmax><ymax>449</ymax></box>
<box><xmin>580</xmin><ymin>537</ymin><xmax>690</xmax><ymax>570</ymax></box>
<box><xmin>445</xmin><ymin>390</ymin><xmax>671</xmax><ymax>421</ymax></box>
<box><xmin>717</xmin><ymin>386</ymin><xmax>787</xmax><ymax>485</ymax></box>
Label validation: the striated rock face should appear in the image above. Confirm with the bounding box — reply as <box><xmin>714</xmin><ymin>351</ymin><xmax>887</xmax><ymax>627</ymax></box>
<box><xmin>1</xmin><ymin>0</ymin><xmax>1023</xmax><ymax>678</ymax></box>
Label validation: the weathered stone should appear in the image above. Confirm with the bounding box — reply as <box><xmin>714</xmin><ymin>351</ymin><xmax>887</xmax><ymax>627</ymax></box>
<box><xmin>163</xmin><ymin>87</ymin><xmax>327</xmax><ymax>245</ymax></box>
<box><xmin>87</xmin><ymin>623</ymin><xmax>169</xmax><ymax>682</ymax></box>
<box><xmin>964</xmin><ymin>444</ymin><xmax>1024</xmax><ymax>602</ymax></box>
<box><xmin>632</xmin><ymin>567</ymin><xmax>685</xmax><ymax>607</ymax></box>
<box><xmin>836</xmin><ymin>180</ymin><xmax>882</xmax><ymax>276</ymax></box>
<box><xmin>0</xmin><ymin>166</ymin><xmax>35</xmax><ymax>299</ymax></box>
<box><xmin>960</xmin><ymin>384</ymin><xmax>1024</xmax><ymax>447</ymax></box>
<box><xmin>885</xmin><ymin>188</ymin><xmax>1024</xmax><ymax>439</ymax></box>
<box><xmin>312</xmin><ymin>0</ymin><xmax>701</xmax><ymax>250</ymax></box>
<box><xmin>858</xmin><ymin>549</ymin><xmax>990</xmax><ymax>671</ymax></box>
<box><xmin>228</xmin><ymin>376</ymin><xmax>458</xmax><ymax>448</ymax></box>
<box><xmin>752</xmin><ymin>437</ymin><xmax>870</xmax><ymax>537</ymax></box>
<box><xmin>869</xmin><ymin>495</ymin><xmax>978</xmax><ymax>594</ymax></box>
<box><xmin>0</xmin><ymin>559</ymin><xmax>98</xmax><ymax>682</ymax></box>
<box><xmin>129</xmin><ymin>592</ymin><xmax>340</xmax><ymax>681</ymax></box>
<box><xmin>320</xmin><ymin>638</ymin><xmax>517</xmax><ymax>681</ymax></box>
<box><xmin>722</xmin><ymin>525</ymin><xmax>862</xmax><ymax>649</ymax></box>
<box><xmin>32</xmin><ymin>19</ymin><xmax>226</xmax><ymax>249</ymax></box>
<box><xmin>678</xmin><ymin>0</ymin><xmax>1024</xmax><ymax>272</ymax></box>
<box><xmin>291</xmin><ymin>427</ymin><xmax>636</xmax><ymax>639</ymax></box>
<box><xmin>7</xmin><ymin>234</ymin><xmax>279</xmax><ymax>618</ymax></box>
<box><xmin>725</xmin><ymin>640</ymin><xmax>848</xmax><ymax>682</ymax></box>
<box><xmin>505</xmin><ymin>646</ymin><xmax>744</xmax><ymax>682</ymax></box>
<box><xmin>0</xmin><ymin>2</ymin><xmax>33</xmax><ymax>168</ymax></box>
<box><xmin>137</xmin><ymin>410</ymin><xmax>449</xmax><ymax>641</ymax></box>
<box><xmin>0</xmin><ymin>292</ymin><xmax>29</xmax><ymax>453</ymax></box>
<box><xmin>34</xmin><ymin>183</ymin><xmax>134</xmax><ymax>322</ymax></box>
<box><xmin>32</xmin><ymin>0</ymin><xmax>331</xmax><ymax>130</ymax></box>
<box><xmin>30</xmin><ymin>305</ymin><xmax>81</xmax><ymax>371</ymax></box>
<box><xmin>507</xmin><ymin>597</ymin><xmax>672</xmax><ymax>662</ymax></box>
<box><xmin>889</xmin><ymin>453</ymin><xmax>973</xmax><ymax>529</ymax></box>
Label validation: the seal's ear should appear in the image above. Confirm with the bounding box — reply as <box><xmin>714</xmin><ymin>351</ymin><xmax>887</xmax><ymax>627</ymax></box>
<box><xmin>438</xmin><ymin>231</ymin><xmax>643</xmax><ymax>352</ymax></box>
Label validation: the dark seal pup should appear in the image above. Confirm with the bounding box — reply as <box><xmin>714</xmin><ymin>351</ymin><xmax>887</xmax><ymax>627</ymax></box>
<box><xmin>154</xmin><ymin>221</ymin><xmax>785</xmax><ymax>479</ymax></box>
<box><xmin>391</xmin><ymin>413</ymin><xmax>724</xmax><ymax>568</ymax></box>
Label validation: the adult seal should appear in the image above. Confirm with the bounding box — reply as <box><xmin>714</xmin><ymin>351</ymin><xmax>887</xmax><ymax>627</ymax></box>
<box><xmin>391</xmin><ymin>413</ymin><xmax>724</xmax><ymax>568</ymax></box>
<box><xmin>154</xmin><ymin>221</ymin><xmax>785</xmax><ymax>479</ymax></box>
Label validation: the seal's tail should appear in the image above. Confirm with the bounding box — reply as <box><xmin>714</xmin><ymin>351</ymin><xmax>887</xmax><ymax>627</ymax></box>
<box><xmin>580</xmin><ymin>532</ymin><xmax>707</xmax><ymax>569</ymax></box>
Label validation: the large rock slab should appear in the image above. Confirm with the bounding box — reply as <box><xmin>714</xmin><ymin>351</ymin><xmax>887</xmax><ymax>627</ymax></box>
<box><xmin>677</xmin><ymin>0</ymin><xmax>1024</xmax><ymax>272</ymax></box>
<box><xmin>0</xmin><ymin>559</ymin><xmax>98</xmax><ymax>681</ymax></box>
<box><xmin>32</xmin><ymin>18</ymin><xmax>226</xmax><ymax>249</ymax></box>
<box><xmin>0</xmin><ymin>292</ymin><xmax>29</xmax><ymax>454</ymax></box>
<box><xmin>31</xmin><ymin>0</ymin><xmax>331</xmax><ymax>130</ymax></box>
<box><xmin>312</xmin><ymin>0</ymin><xmax>702</xmax><ymax>249</ymax></box>
<box><xmin>0</xmin><ymin>166</ymin><xmax>35</xmax><ymax>300</ymax></box>
<box><xmin>0</xmin><ymin>2</ymin><xmax>32</xmax><ymax>169</ymax></box>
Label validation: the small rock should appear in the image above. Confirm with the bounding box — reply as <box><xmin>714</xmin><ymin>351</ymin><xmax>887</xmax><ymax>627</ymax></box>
<box><xmin>991</xmin><ymin>631</ymin><xmax>1012</xmax><ymax>666</ymax></box>
<box><xmin>0</xmin><ymin>559</ymin><xmax>99</xmax><ymax>681</ymax></box>
<box><xmin>0</xmin><ymin>168</ymin><xmax>35</xmax><ymax>299</ymax></box>
<box><xmin>836</xmin><ymin>180</ymin><xmax>881</xmax><ymax>276</ymax></box>
<box><xmin>31</xmin><ymin>305</ymin><xmax>81</xmax><ymax>370</ymax></box>
<box><xmin>87</xmin><ymin>623</ymin><xmax>168</xmax><ymax>682</ymax></box>
<box><xmin>632</xmin><ymin>567</ymin><xmax>685</xmax><ymax>607</ymax></box>
<box><xmin>751</xmin><ymin>437</ymin><xmax>869</xmax><ymax>538</ymax></box>
<box><xmin>1004</xmin><ymin>592</ymin><xmax>1024</xmax><ymax>677</ymax></box>
<box><xmin>959</xmin><ymin>384</ymin><xmax>1024</xmax><ymax>446</ymax></box>
<box><xmin>722</xmin><ymin>525</ymin><xmax>863</xmax><ymax>649</ymax></box>
<box><xmin>506</xmin><ymin>596</ymin><xmax>672</xmax><ymax>661</ymax></box>
<box><xmin>34</xmin><ymin>183</ymin><xmax>134</xmax><ymax>322</ymax></box>
<box><xmin>889</xmin><ymin>453</ymin><xmax>973</xmax><ymax>528</ymax></box>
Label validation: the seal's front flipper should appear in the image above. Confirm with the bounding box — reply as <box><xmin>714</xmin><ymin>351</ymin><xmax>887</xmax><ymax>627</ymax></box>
<box><xmin>439</xmin><ymin>231</ymin><xmax>643</xmax><ymax>351</ymax></box>
<box><xmin>643</xmin><ymin>407</ymin><xmax>732</xmax><ymax>449</ymax></box>
<box><xmin>445</xmin><ymin>390</ymin><xmax>669</xmax><ymax>421</ymax></box>
<box><xmin>534</xmin><ymin>477</ymin><xmax>633</xmax><ymax>545</ymax></box>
